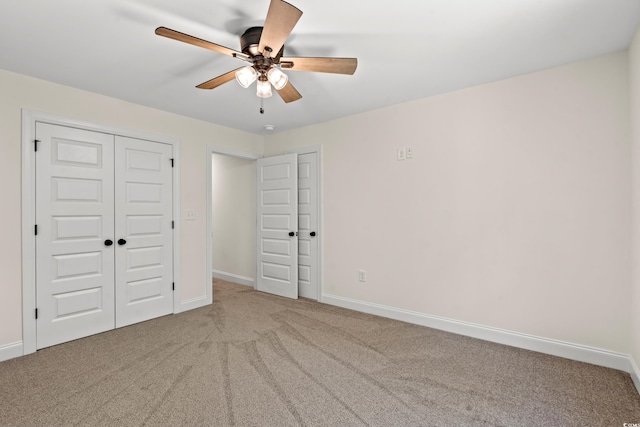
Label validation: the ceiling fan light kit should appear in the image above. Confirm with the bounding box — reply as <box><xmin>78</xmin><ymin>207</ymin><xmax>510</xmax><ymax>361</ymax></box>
<box><xmin>267</xmin><ymin>67</ymin><xmax>288</xmax><ymax>90</ymax></box>
<box><xmin>256</xmin><ymin>77</ymin><xmax>273</xmax><ymax>98</ymax></box>
<box><xmin>155</xmin><ymin>0</ymin><xmax>358</xmax><ymax>105</ymax></box>
<box><xmin>235</xmin><ymin>66</ymin><xmax>257</xmax><ymax>88</ymax></box>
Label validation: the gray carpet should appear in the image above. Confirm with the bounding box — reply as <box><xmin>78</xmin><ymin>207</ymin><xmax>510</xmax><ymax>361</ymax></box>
<box><xmin>0</xmin><ymin>279</ymin><xmax>639</xmax><ymax>426</ymax></box>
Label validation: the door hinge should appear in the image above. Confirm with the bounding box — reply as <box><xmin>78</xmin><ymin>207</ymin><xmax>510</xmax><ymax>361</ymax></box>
<box><xmin>172</xmin><ymin>221</ymin><xmax>174</xmax><ymax>229</ymax></box>
<box><xmin>34</xmin><ymin>139</ymin><xmax>40</xmax><ymax>152</ymax></box>
<box><xmin>172</xmin><ymin>282</ymin><xmax>175</xmax><ymax>291</ymax></box>
<box><xmin>170</xmin><ymin>158</ymin><xmax>174</xmax><ymax>168</ymax></box>
<box><xmin>35</xmin><ymin>308</ymin><xmax>38</xmax><ymax>319</ymax></box>
<box><xmin>35</xmin><ymin>224</ymin><xmax>38</xmax><ymax>236</ymax></box>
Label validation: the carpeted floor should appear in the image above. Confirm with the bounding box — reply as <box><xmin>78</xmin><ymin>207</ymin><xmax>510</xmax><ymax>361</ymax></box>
<box><xmin>0</xmin><ymin>279</ymin><xmax>639</xmax><ymax>426</ymax></box>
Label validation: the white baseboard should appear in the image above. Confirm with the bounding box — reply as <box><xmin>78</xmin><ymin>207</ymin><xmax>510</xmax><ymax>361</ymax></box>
<box><xmin>322</xmin><ymin>293</ymin><xmax>636</xmax><ymax>380</ymax></box>
<box><xmin>180</xmin><ymin>295</ymin><xmax>210</xmax><ymax>312</ymax></box>
<box><xmin>630</xmin><ymin>356</ymin><xmax>640</xmax><ymax>396</ymax></box>
<box><xmin>212</xmin><ymin>269</ymin><xmax>254</xmax><ymax>287</ymax></box>
<box><xmin>0</xmin><ymin>341</ymin><xmax>23</xmax><ymax>363</ymax></box>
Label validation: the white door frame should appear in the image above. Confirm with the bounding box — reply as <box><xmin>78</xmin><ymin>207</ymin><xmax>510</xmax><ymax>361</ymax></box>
<box><xmin>287</xmin><ymin>145</ymin><xmax>323</xmax><ymax>302</ymax></box>
<box><xmin>206</xmin><ymin>145</ymin><xmax>261</xmax><ymax>299</ymax></box>
<box><xmin>21</xmin><ymin>109</ymin><xmax>182</xmax><ymax>355</ymax></box>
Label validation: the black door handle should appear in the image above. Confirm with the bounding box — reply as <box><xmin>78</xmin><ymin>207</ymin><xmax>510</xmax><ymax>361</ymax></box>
<box><xmin>104</xmin><ymin>239</ymin><xmax>113</xmax><ymax>246</ymax></box>
<box><xmin>289</xmin><ymin>231</ymin><xmax>295</xmax><ymax>237</ymax></box>
<box><xmin>118</xmin><ymin>239</ymin><xmax>127</xmax><ymax>246</ymax></box>
<box><xmin>310</xmin><ymin>231</ymin><xmax>316</xmax><ymax>237</ymax></box>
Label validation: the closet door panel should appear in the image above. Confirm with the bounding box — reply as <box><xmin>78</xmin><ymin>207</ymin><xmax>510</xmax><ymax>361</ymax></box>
<box><xmin>35</xmin><ymin>123</ymin><xmax>116</xmax><ymax>349</ymax></box>
<box><xmin>114</xmin><ymin>136</ymin><xmax>174</xmax><ymax>327</ymax></box>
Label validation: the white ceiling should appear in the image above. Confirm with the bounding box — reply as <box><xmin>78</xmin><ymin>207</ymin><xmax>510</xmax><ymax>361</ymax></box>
<box><xmin>1</xmin><ymin>0</ymin><xmax>639</xmax><ymax>135</ymax></box>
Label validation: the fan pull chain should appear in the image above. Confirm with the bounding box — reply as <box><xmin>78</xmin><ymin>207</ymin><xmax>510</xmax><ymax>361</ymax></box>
<box><xmin>260</xmin><ymin>97</ymin><xmax>265</xmax><ymax>115</ymax></box>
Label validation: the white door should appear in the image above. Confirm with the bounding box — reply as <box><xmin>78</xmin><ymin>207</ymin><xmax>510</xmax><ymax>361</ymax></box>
<box><xmin>35</xmin><ymin>123</ymin><xmax>116</xmax><ymax>349</ymax></box>
<box><xmin>297</xmin><ymin>152</ymin><xmax>319</xmax><ymax>300</ymax></box>
<box><xmin>256</xmin><ymin>154</ymin><xmax>298</xmax><ymax>299</ymax></box>
<box><xmin>36</xmin><ymin>125</ymin><xmax>174</xmax><ymax>349</ymax></box>
<box><xmin>115</xmin><ymin>136</ymin><xmax>174</xmax><ymax>327</ymax></box>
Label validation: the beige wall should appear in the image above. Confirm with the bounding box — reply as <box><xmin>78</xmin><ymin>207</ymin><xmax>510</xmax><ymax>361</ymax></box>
<box><xmin>265</xmin><ymin>52</ymin><xmax>632</xmax><ymax>353</ymax></box>
<box><xmin>0</xmin><ymin>69</ymin><xmax>262</xmax><ymax>347</ymax></box>
<box><xmin>1</xmin><ymin>47</ymin><xmax>637</xmax><ymax>363</ymax></box>
<box><xmin>630</xmin><ymin>27</ymin><xmax>640</xmax><ymax>372</ymax></box>
<box><xmin>211</xmin><ymin>154</ymin><xmax>255</xmax><ymax>279</ymax></box>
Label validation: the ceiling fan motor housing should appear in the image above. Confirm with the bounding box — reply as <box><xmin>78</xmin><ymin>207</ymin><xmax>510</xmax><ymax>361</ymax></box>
<box><xmin>240</xmin><ymin>26</ymin><xmax>284</xmax><ymax>60</ymax></box>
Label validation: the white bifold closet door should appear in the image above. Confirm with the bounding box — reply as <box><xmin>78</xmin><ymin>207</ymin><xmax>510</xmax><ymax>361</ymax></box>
<box><xmin>35</xmin><ymin>123</ymin><xmax>173</xmax><ymax>349</ymax></box>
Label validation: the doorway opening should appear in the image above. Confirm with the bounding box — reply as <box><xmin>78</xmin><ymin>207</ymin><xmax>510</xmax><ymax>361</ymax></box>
<box><xmin>211</xmin><ymin>153</ymin><xmax>256</xmax><ymax>287</ymax></box>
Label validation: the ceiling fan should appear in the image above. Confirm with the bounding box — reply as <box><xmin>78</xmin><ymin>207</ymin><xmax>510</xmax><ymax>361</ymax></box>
<box><xmin>155</xmin><ymin>0</ymin><xmax>358</xmax><ymax>103</ymax></box>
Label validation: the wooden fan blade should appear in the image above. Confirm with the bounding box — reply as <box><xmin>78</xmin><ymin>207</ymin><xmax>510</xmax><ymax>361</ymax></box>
<box><xmin>155</xmin><ymin>27</ymin><xmax>246</xmax><ymax>59</ymax></box>
<box><xmin>196</xmin><ymin>68</ymin><xmax>243</xmax><ymax>90</ymax></box>
<box><xmin>276</xmin><ymin>81</ymin><xmax>302</xmax><ymax>103</ymax></box>
<box><xmin>279</xmin><ymin>57</ymin><xmax>357</xmax><ymax>75</ymax></box>
<box><xmin>258</xmin><ymin>0</ymin><xmax>302</xmax><ymax>57</ymax></box>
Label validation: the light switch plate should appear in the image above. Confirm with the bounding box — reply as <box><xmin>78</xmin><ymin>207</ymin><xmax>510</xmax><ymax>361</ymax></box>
<box><xmin>186</xmin><ymin>210</ymin><xmax>196</xmax><ymax>220</ymax></box>
<box><xmin>359</xmin><ymin>270</ymin><xmax>366</xmax><ymax>282</ymax></box>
